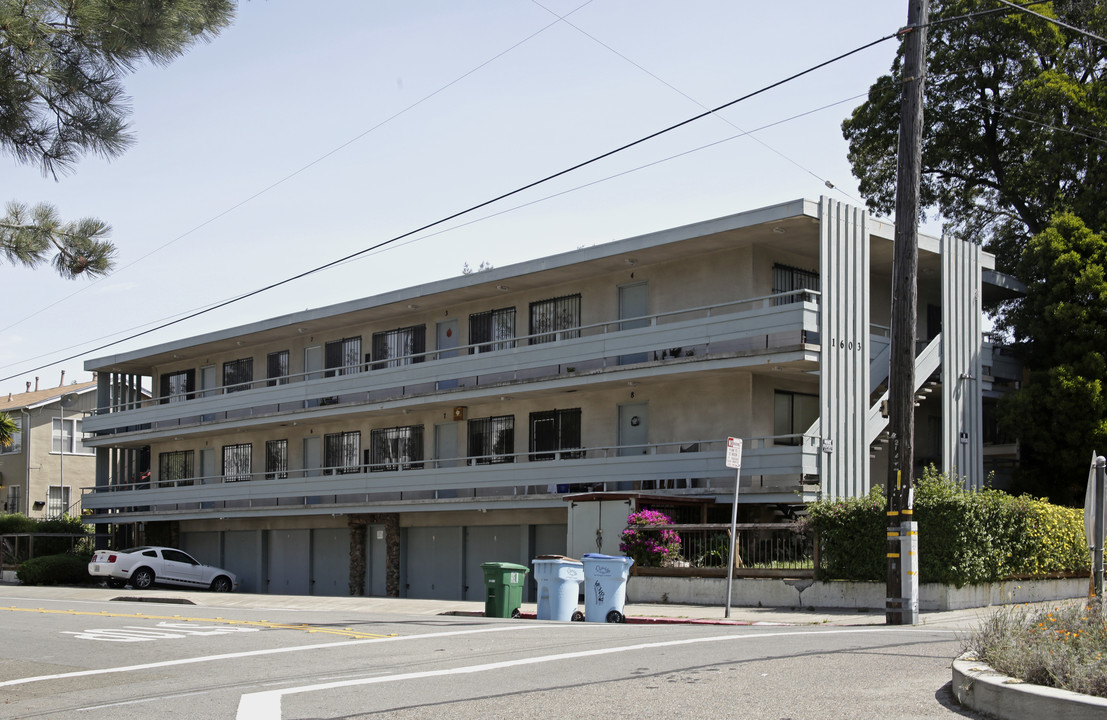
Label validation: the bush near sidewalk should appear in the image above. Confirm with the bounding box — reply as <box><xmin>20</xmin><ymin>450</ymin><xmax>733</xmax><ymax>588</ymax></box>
<box><xmin>805</xmin><ymin>467</ymin><xmax>1091</xmax><ymax>586</ymax></box>
<box><xmin>16</xmin><ymin>552</ymin><xmax>94</xmax><ymax>586</ymax></box>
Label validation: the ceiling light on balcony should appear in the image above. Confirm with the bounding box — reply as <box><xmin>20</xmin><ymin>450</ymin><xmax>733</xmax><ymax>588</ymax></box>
<box><xmin>408</xmin><ymin>304</ymin><xmax>419</xmax><ymax>310</ymax></box>
<box><xmin>627</xmin><ymin>381</ymin><xmax>639</xmax><ymax>387</ymax></box>
<box><xmin>772</xmin><ymin>227</ymin><xmax>786</xmax><ymax>234</ymax></box>
<box><xmin>298</xmin><ymin>328</ymin><xmax>308</xmax><ymax>334</ymax></box>
<box><xmin>625</xmin><ymin>258</ymin><xmax>638</xmax><ymax>266</ymax></box>
<box><xmin>500</xmin><ymin>396</ymin><xmax>511</xmax><ymax>401</ymax></box>
<box><xmin>496</xmin><ymin>284</ymin><xmax>510</xmax><ymax>292</ymax></box>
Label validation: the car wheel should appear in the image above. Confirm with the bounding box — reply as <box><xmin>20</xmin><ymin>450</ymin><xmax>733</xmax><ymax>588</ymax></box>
<box><xmin>131</xmin><ymin>567</ymin><xmax>155</xmax><ymax>589</ymax></box>
<box><xmin>210</xmin><ymin>576</ymin><xmax>233</xmax><ymax>593</ymax></box>
<box><xmin>107</xmin><ymin>578</ymin><xmax>126</xmax><ymax>589</ymax></box>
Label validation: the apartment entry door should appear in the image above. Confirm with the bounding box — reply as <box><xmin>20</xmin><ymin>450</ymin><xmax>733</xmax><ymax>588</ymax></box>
<box><xmin>618</xmin><ymin>281</ymin><xmax>649</xmax><ymax>365</ymax></box>
<box><xmin>436</xmin><ymin>319</ymin><xmax>459</xmax><ymax>390</ymax></box>
<box><xmin>616</xmin><ymin>402</ymin><xmax>648</xmax><ymax>489</ymax></box>
<box><xmin>434</xmin><ymin>422</ymin><xmax>459</xmax><ymax>498</ymax></box>
<box><xmin>303</xmin><ymin>345</ymin><xmax>322</xmax><ymax>408</ymax></box>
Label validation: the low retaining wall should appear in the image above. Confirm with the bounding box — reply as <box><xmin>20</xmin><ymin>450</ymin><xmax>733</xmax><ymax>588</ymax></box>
<box><xmin>626</xmin><ymin>575</ymin><xmax>1088</xmax><ymax>611</ymax></box>
<box><xmin>953</xmin><ymin>653</ymin><xmax>1107</xmax><ymax>720</ymax></box>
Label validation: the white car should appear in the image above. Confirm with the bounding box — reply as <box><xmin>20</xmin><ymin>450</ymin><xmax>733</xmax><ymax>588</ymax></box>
<box><xmin>89</xmin><ymin>546</ymin><xmax>237</xmax><ymax>592</ymax></box>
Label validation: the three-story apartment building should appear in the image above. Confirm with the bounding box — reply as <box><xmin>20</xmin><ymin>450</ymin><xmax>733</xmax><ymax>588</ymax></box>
<box><xmin>81</xmin><ymin>198</ymin><xmax>1021</xmax><ymax>598</ymax></box>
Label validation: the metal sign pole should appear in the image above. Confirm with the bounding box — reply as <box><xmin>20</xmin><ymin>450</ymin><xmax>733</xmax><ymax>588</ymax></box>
<box><xmin>1096</xmin><ymin>456</ymin><xmax>1105</xmax><ymax>598</ymax></box>
<box><xmin>724</xmin><ymin>438</ymin><xmax>743</xmax><ymax>619</ymax></box>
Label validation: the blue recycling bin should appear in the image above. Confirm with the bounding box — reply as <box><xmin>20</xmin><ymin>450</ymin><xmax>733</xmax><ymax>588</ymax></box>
<box><xmin>532</xmin><ymin>555</ymin><xmax>585</xmax><ymax>622</ymax></box>
<box><xmin>581</xmin><ymin>553</ymin><xmax>635</xmax><ymax>623</ymax></box>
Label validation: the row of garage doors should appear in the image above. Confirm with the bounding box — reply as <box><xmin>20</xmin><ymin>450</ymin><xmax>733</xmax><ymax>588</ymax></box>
<box><xmin>181</xmin><ymin>523</ymin><xmax>567</xmax><ymax>601</ymax></box>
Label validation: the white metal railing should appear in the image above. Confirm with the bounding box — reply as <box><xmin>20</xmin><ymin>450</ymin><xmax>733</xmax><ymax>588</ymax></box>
<box><xmin>82</xmin><ymin>435</ymin><xmax>818</xmax><ymax>498</ymax></box>
<box><xmin>90</xmin><ymin>290</ymin><xmax>822</xmax><ymax>416</ymax></box>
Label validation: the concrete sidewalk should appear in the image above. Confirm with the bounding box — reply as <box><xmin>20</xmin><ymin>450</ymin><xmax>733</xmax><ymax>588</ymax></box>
<box><xmin>0</xmin><ymin>582</ymin><xmax>988</xmax><ymax>629</ymax></box>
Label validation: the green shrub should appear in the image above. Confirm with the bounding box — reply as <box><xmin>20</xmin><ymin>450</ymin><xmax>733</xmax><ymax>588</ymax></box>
<box><xmin>807</xmin><ymin>467</ymin><xmax>1091</xmax><ymax>586</ymax></box>
<box><xmin>0</xmin><ymin>513</ymin><xmax>92</xmax><ymax>559</ymax></box>
<box><xmin>805</xmin><ymin>486</ymin><xmax>886</xmax><ymax>581</ymax></box>
<box><xmin>16</xmin><ymin>553</ymin><xmax>93</xmax><ymax>586</ymax></box>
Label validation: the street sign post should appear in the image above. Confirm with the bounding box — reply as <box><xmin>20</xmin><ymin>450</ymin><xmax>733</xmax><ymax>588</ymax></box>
<box><xmin>725</xmin><ymin>437</ymin><xmax>742</xmax><ymax>618</ymax></box>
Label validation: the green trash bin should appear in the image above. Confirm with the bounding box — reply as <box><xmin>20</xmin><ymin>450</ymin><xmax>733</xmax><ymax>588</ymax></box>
<box><xmin>481</xmin><ymin>562</ymin><xmax>529</xmax><ymax>618</ymax></box>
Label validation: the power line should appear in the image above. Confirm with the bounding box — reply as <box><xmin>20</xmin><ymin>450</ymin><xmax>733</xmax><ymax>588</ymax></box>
<box><xmin>0</xmin><ymin>31</ymin><xmax>899</xmax><ymax>384</ymax></box>
<box><xmin>529</xmin><ymin>0</ymin><xmax>860</xmax><ymax>203</ymax></box>
<box><xmin>994</xmin><ymin>0</ymin><xmax>1107</xmax><ymax>44</ymax></box>
<box><xmin>0</xmin><ymin>0</ymin><xmax>599</xmax><ymax>336</ymax></box>
<box><xmin>3</xmin><ymin>90</ymin><xmax>872</xmax><ymax>376</ymax></box>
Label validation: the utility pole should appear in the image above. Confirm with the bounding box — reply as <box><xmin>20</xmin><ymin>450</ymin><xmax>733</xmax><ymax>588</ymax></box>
<box><xmin>886</xmin><ymin>0</ymin><xmax>929</xmax><ymax>626</ymax></box>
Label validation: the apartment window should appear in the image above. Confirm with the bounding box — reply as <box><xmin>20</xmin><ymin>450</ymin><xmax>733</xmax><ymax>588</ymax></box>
<box><xmin>323</xmin><ymin>431</ymin><xmax>361</xmax><ymax>475</ymax></box>
<box><xmin>222</xmin><ymin>443</ymin><xmax>252</xmax><ymax>482</ymax></box>
<box><xmin>469</xmin><ymin>307</ymin><xmax>516</xmax><ymax>353</ymax></box>
<box><xmin>368</xmin><ymin>425</ymin><xmax>425</xmax><ymax>472</ymax></box>
<box><xmin>5</xmin><ymin>484</ymin><xmax>20</xmax><ymax>514</ymax></box>
<box><xmin>773</xmin><ymin>390</ymin><xmax>819</xmax><ymax>445</ymax></box>
<box><xmin>47</xmin><ymin>485</ymin><xmax>70</xmax><ymax>519</ymax></box>
<box><xmin>159</xmin><ymin>369</ymin><xmax>195</xmax><ymax>403</ymax></box>
<box><xmin>159</xmin><ymin>450</ymin><xmax>195</xmax><ymax>486</ymax></box>
<box><xmin>52</xmin><ymin>418</ymin><xmax>91</xmax><ymax>455</ymax></box>
<box><xmin>325</xmin><ymin>337</ymin><xmax>362</xmax><ymax>377</ymax></box>
<box><xmin>371</xmin><ymin>326</ymin><xmax>426</xmax><ymax>369</ymax></box>
<box><xmin>468</xmin><ymin>415</ymin><xmax>514</xmax><ymax>464</ymax></box>
<box><xmin>529</xmin><ymin>294</ymin><xmax>581</xmax><ymax>344</ymax></box>
<box><xmin>267</xmin><ymin>350</ymin><xmax>290</xmax><ymax>386</ymax></box>
<box><xmin>0</xmin><ymin>416</ymin><xmax>20</xmax><ymax>454</ymax></box>
<box><xmin>265</xmin><ymin>439</ymin><xmax>288</xmax><ymax>479</ymax></box>
<box><xmin>223</xmin><ymin>358</ymin><xmax>254</xmax><ymax>393</ymax></box>
<box><xmin>772</xmin><ymin>264</ymin><xmax>820</xmax><ymax>305</ymax></box>
<box><xmin>529</xmin><ymin>408</ymin><xmax>582</xmax><ymax>460</ymax></box>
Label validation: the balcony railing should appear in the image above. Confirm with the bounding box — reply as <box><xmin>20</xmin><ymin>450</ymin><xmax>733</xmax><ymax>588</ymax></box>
<box><xmin>84</xmin><ymin>291</ymin><xmax>821</xmax><ymax>437</ymax></box>
<box><xmin>81</xmin><ymin>435</ymin><xmax>822</xmax><ymax>519</ymax></box>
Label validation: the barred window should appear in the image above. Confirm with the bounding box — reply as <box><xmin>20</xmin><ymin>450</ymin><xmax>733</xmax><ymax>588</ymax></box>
<box><xmin>222</xmin><ymin>443</ymin><xmax>252</xmax><ymax>482</ymax></box>
<box><xmin>159</xmin><ymin>450</ymin><xmax>195</xmax><ymax>485</ymax></box>
<box><xmin>772</xmin><ymin>264</ymin><xmax>820</xmax><ymax>305</ymax></box>
<box><xmin>324</xmin><ymin>431</ymin><xmax>361</xmax><ymax>475</ymax></box>
<box><xmin>223</xmin><ymin>358</ymin><xmax>254</xmax><ymax>393</ymax></box>
<box><xmin>529</xmin><ymin>294</ymin><xmax>581</xmax><ymax>344</ymax></box>
<box><xmin>372</xmin><ymin>326</ymin><xmax>426</xmax><ymax>369</ymax></box>
<box><xmin>468</xmin><ymin>415</ymin><xmax>514</xmax><ymax>464</ymax></box>
<box><xmin>159</xmin><ymin>369</ymin><xmax>195</xmax><ymax>403</ymax></box>
<box><xmin>5</xmin><ymin>484</ymin><xmax>20</xmax><ymax>514</ymax></box>
<box><xmin>325</xmin><ymin>337</ymin><xmax>362</xmax><ymax>377</ymax></box>
<box><xmin>469</xmin><ymin>307</ymin><xmax>516</xmax><ymax>353</ymax></box>
<box><xmin>368</xmin><ymin>425</ymin><xmax>424</xmax><ymax>471</ymax></box>
<box><xmin>529</xmin><ymin>408</ymin><xmax>582</xmax><ymax>460</ymax></box>
<box><xmin>47</xmin><ymin>485</ymin><xmax>70</xmax><ymax>519</ymax></box>
<box><xmin>267</xmin><ymin>350</ymin><xmax>290</xmax><ymax>386</ymax></box>
<box><xmin>265</xmin><ymin>439</ymin><xmax>288</xmax><ymax>480</ymax></box>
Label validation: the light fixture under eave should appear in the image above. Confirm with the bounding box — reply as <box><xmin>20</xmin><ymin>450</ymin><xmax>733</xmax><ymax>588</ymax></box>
<box><xmin>496</xmin><ymin>284</ymin><xmax>510</xmax><ymax>292</ymax></box>
<box><xmin>625</xmin><ymin>258</ymin><xmax>638</xmax><ymax>266</ymax></box>
<box><xmin>772</xmin><ymin>227</ymin><xmax>786</xmax><ymax>235</ymax></box>
<box><xmin>500</xmin><ymin>396</ymin><xmax>511</xmax><ymax>401</ymax></box>
<box><xmin>408</xmin><ymin>304</ymin><xmax>419</xmax><ymax>310</ymax></box>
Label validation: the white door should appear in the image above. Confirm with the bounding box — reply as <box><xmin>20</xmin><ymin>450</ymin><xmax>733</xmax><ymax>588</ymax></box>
<box><xmin>199</xmin><ymin>365</ymin><xmax>217</xmax><ymax>421</ymax></box>
<box><xmin>303</xmin><ymin>436</ymin><xmax>322</xmax><ymax>478</ymax></box>
<box><xmin>303</xmin><ymin>345</ymin><xmax>322</xmax><ymax>408</ymax></box>
<box><xmin>618</xmin><ymin>282</ymin><xmax>649</xmax><ymax>365</ymax></box>
<box><xmin>436</xmin><ymin>319</ymin><xmax>459</xmax><ymax>389</ymax></box>
<box><xmin>434</xmin><ymin>422</ymin><xmax>459</xmax><ymax>498</ymax></box>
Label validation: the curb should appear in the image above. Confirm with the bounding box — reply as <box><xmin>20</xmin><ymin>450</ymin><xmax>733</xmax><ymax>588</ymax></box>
<box><xmin>445</xmin><ymin>610</ymin><xmax>759</xmax><ymax>625</ymax></box>
<box><xmin>952</xmin><ymin>653</ymin><xmax>1107</xmax><ymax>720</ymax></box>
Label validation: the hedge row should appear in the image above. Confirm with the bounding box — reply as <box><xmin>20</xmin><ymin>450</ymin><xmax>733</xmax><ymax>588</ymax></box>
<box><xmin>16</xmin><ymin>553</ymin><xmax>93</xmax><ymax>586</ymax></box>
<box><xmin>0</xmin><ymin>513</ymin><xmax>92</xmax><ymax>559</ymax></box>
<box><xmin>806</xmin><ymin>467</ymin><xmax>1091</xmax><ymax>587</ymax></box>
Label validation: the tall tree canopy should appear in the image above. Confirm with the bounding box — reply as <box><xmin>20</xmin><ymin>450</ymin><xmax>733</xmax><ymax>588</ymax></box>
<box><xmin>843</xmin><ymin>0</ymin><xmax>1107</xmax><ymax>276</ymax></box>
<box><xmin>1001</xmin><ymin>213</ymin><xmax>1107</xmax><ymax>502</ymax></box>
<box><xmin>0</xmin><ymin>0</ymin><xmax>234</xmax><ymax>278</ymax></box>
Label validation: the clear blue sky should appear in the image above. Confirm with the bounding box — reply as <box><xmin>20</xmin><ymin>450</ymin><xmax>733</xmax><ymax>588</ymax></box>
<box><xmin>0</xmin><ymin>0</ymin><xmax>920</xmax><ymax>397</ymax></box>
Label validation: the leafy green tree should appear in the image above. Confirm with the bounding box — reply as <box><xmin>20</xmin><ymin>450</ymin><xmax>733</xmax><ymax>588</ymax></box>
<box><xmin>1000</xmin><ymin>213</ymin><xmax>1107</xmax><ymax>502</ymax></box>
<box><xmin>0</xmin><ymin>410</ymin><xmax>16</xmax><ymax>447</ymax></box>
<box><xmin>842</xmin><ymin>0</ymin><xmax>1107</xmax><ymax>276</ymax></box>
<box><xmin>0</xmin><ymin>0</ymin><xmax>235</xmax><ymax>279</ymax></box>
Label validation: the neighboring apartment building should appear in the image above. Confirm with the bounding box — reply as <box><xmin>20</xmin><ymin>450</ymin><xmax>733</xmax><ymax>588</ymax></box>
<box><xmin>0</xmin><ymin>378</ymin><xmax>99</xmax><ymax>519</ymax></box>
<box><xmin>80</xmin><ymin>198</ymin><xmax>1022</xmax><ymax>598</ymax></box>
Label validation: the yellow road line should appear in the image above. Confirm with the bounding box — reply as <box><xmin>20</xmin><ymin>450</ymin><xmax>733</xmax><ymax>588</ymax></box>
<box><xmin>0</xmin><ymin>606</ymin><xmax>396</xmax><ymax>640</ymax></box>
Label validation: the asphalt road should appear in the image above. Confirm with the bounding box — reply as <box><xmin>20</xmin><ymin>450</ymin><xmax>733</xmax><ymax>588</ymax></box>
<box><xmin>1</xmin><ymin>593</ymin><xmax>987</xmax><ymax>720</ymax></box>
